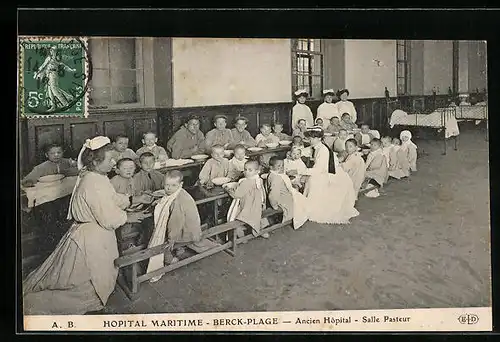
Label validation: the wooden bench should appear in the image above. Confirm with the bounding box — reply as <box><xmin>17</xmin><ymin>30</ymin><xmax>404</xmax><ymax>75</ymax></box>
<box><xmin>114</xmin><ymin>207</ymin><xmax>290</xmax><ymax>300</ymax></box>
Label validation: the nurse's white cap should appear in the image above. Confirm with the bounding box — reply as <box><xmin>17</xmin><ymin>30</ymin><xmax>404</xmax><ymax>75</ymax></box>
<box><xmin>294</xmin><ymin>88</ymin><xmax>308</xmax><ymax>96</ymax></box>
<box><xmin>322</xmin><ymin>89</ymin><xmax>335</xmax><ymax>95</ymax></box>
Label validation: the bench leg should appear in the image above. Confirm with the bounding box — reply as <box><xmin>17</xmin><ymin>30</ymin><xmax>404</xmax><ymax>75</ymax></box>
<box><xmin>117</xmin><ymin>267</ymin><xmax>140</xmax><ymax>301</ymax></box>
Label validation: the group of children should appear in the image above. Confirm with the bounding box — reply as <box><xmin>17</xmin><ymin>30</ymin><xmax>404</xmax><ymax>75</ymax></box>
<box><xmin>339</xmin><ymin>130</ymin><xmax>418</xmax><ymax>198</ymax></box>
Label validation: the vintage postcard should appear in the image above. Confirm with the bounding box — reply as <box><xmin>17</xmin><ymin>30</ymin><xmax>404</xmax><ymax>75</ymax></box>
<box><xmin>18</xmin><ymin>36</ymin><xmax>90</xmax><ymax>118</ymax></box>
<box><xmin>18</xmin><ymin>34</ymin><xmax>491</xmax><ymax>332</ymax></box>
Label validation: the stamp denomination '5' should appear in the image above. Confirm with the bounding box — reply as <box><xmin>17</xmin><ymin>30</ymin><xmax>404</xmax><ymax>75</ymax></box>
<box><xmin>19</xmin><ymin>36</ymin><xmax>91</xmax><ymax>118</ymax></box>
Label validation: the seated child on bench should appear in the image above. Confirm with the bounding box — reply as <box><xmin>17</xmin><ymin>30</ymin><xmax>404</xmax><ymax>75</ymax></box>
<box><xmin>284</xmin><ymin>145</ymin><xmax>308</xmax><ymax>190</ymax></box>
<box><xmin>333</xmin><ymin>129</ymin><xmax>349</xmax><ymax>154</ymax></box>
<box><xmin>355</xmin><ymin>124</ymin><xmax>375</xmax><ymax>148</ymax></box>
<box><xmin>136</xmin><ymin>131</ymin><xmax>169</xmax><ymax>162</ymax></box>
<box><xmin>225</xmin><ymin>159</ymin><xmax>268</xmax><ymax>239</ymax></box>
<box><xmin>111</xmin><ymin>158</ymin><xmax>154</xmax><ymax>249</ymax></box>
<box><xmin>362</xmin><ymin>138</ymin><xmax>388</xmax><ymax>198</ymax></box>
<box><xmin>112</xmin><ymin>134</ymin><xmax>138</xmax><ymax>162</ymax></box>
<box><xmin>133</xmin><ymin>152</ymin><xmax>165</xmax><ymax>195</ymax></box>
<box><xmin>198</xmin><ymin>144</ymin><xmax>230</xmax><ymax>188</ymax></box>
<box><xmin>273</xmin><ymin>122</ymin><xmax>292</xmax><ymax>141</ymax></box>
<box><xmin>228</xmin><ymin>144</ymin><xmax>248</xmax><ymax>181</ymax></box>
<box><xmin>340</xmin><ymin>139</ymin><xmax>366</xmax><ymax>200</ymax></box>
<box><xmin>267</xmin><ymin>156</ymin><xmax>308</xmax><ymax>229</ymax></box>
<box><xmin>340</xmin><ymin>112</ymin><xmax>358</xmax><ymax>131</ymax></box>
<box><xmin>147</xmin><ymin>170</ymin><xmax>202</xmax><ymax>283</ymax></box>
<box><xmin>391</xmin><ymin>137</ymin><xmax>409</xmax><ymax>178</ymax></box>
<box><xmin>22</xmin><ymin>143</ymin><xmax>78</xmax><ymax>187</ymax></box>
<box><xmin>325</xmin><ymin>116</ymin><xmax>343</xmax><ymax>135</ymax></box>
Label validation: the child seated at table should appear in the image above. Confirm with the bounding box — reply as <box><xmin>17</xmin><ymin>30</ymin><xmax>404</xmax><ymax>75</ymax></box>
<box><xmin>136</xmin><ymin>132</ymin><xmax>169</xmax><ymax>162</ymax></box>
<box><xmin>273</xmin><ymin>122</ymin><xmax>292</xmax><ymax>141</ymax></box>
<box><xmin>111</xmin><ymin>158</ymin><xmax>155</xmax><ymax>250</ymax></box>
<box><xmin>284</xmin><ymin>146</ymin><xmax>308</xmax><ymax>191</ymax></box>
<box><xmin>22</xmin><ymin>143</ymin><xmax>78</xmax><ymax>187</ymax></box>
<box><xmin>292</xmin><ymin>135</ymin><xmax>312</xmax><ymax>159</ymax></box>
<box><xmin>147</xmin><ymin>170</ymin><xmax>202</xmax><ymax>283</ymax></box>
<box><xmin>314</xmin><ymin>117</ymin><xmax>324</xmax><ymax>128</ymax></box>
<box><xmin>340</xmin><ymin>139</ymin><xmax>365</xmax><ymax>200</ymax></box>
<box><xmin>333</xmin><ymin>129</ymin><xmax>349</xmax><ymax>154</ymax></box>
<box><xmin>325</xmin><ymin>116</ymin><xmax>342</xmax><ymax>135</ymax></box>
<box><xmin>228</xmin><ymin>144</ymin><xmax>248</xmax><ymax>181</ymax></box>
<box><xmin>292</xmin><ymin>119</ymin><xmax>308</xmax><ymax>141</ymax></box>
<box><xmin>255</xmin><ymin>123</ymin><xmax>280</xmax><ymax>147</ymax></box>
<box><xmin>355</xmin><ymin>124</ymin><xmax>375</xmax><ymax>148</ymax></box>
<box><xmin>198</xmin><ymin>144</ymin><xmax>230</xmax><ymax>188</ymax></box>
<box><xmin>400</xmin><ymin>130</ymin><xmax>418</xmax><ymax>174</ymax></box>
<box><xmin>362</xmin><ymin>138</ymin><xmax>388</xmax><ymax>198</ymax></box>
<box><xmin>340</xmin><ymin>113</ymin><xmax>358</xmax><ymax>131</ymax></box>
<box><xmin>267</xmin><ymin>156</ymin><xmax>308</xmax><ymax>230</ymax></box>
<box><xmin>230</xmin><ymin>116</ymin><xmax>257</xmax><ymax>148</ymax></box>
<box><xmin>112</xmin><ymin>134</ymin><xmax>138</xmax><ymax>162</ymax></box>
<box><xmin>133</xmin><ymin>152</ymin><xmax>165</xmax><ymax>195</ymax></box>
<box><xmin>110</xmin><ymin>158</ymin><xmax>137</xmax><ymax>195</ymax></box>
<box><xmin>225</xmin><ymin>159</ymin><xmax>268</xmax><ymax>239</ymax></box>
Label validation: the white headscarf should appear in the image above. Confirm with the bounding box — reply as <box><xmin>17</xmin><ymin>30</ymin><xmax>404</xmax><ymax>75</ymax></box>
<box><xmin>400</xmin><ymin>130</ymin><xmax>417</xmax><ymax>149</ymax></box>
<box><xmin>67</xmin><ymin>136</ymin><xmax>111</xmax><ymax>220</ymax></box>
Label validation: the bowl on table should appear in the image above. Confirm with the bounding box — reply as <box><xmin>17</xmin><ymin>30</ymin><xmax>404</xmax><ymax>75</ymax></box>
<box><xmin>152</xmin><ymin>189</ymin><xmax>166</xmax><ymax>198</ymax></box>
<box><xmin>265</xmin><ymin>143</ymin><xmax>279</xmax><ymax>149</ymax></box>
<box><xmin>222</xmin><ymin>182</ymin><xmax>239</xmax><ymax>191</ymax></box>
<box><xmin>279</xmin><ymin>140</ymin><xmax>292</xmax><ymax>146</ymax></box>
<box><xmin>211</xmin><ymin>177</ymin><xmax>232</xmax><ymax>186</ymax></box>
<box><xmin>247</xmin><ymin>147</ymin><xmax>263</xmax><ymax>152</ymax></box>
<box><xmin>191</xmin><ymin>154</ymin><xmax>209</xmax><ymax>161</ymax></box>
<box><xmin>38</xmin><ymin>174</ymin><xmax>65</xmax><ymax>183</ymax></box>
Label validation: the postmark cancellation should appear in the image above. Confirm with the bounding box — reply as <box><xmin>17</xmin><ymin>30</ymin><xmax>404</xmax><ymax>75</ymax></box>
<box><xmin>18</xmin><ymin>36</ymin><xmax>91</xmax><ymax>119</ymax></box>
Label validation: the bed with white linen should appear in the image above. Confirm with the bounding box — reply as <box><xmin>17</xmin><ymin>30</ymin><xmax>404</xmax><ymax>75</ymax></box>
<box><xmin>389</xmin><ymin>106</ymin><xmax>459</xmax><ymax>155</ymax></box>
<box><xmin>454</xmin><ymin>102</ymin><xmax>488</xmax><ymax>122</ymax></box>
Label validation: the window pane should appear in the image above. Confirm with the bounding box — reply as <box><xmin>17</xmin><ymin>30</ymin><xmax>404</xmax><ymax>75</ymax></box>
<box><xmin>91</xmin><ymin>69</ymin><xmax>110</xmax><ymax>87</ymax></box>
<box><xmin>312</xmin><ymin>55</ymin><xmax>322</xmax><ymax>75</ymax></box>
<box><xmin>397</xmin><ymin>45</ymin><xmax>405</xmax><ymax>60</ymax></box>
<box><xmin>110</xmin><ymin>69</ymin><xmax>137</xmax><ymax>87</ymax></box>
<box><xmin>90</xmin><ymin>87</ymin><xmax>111</xmax><ymax>106</ymax></box>
<box><xmin>397</xmin><ymin>79</ymin><xmax>406</xmax><ymax>95</ymax></box>
<box><xmin>311</xmin><ymin>76</ymin><xmax>322</xmax><ymax>98</ymax></box>
<box><xmin>309</xmin><ymin>39</ymin><xmax>314</xmax><ymax>51</ymax></box>
<box><xmin>112</xmin><ymin>86</ymin><xmax>138</xmax><ymax>104</ymax></box>
<box><xmin>88</xmin><ymin>38</ymin><xmax>109</xmax><ymax>69</ymax></box>
<box><xmin>109</xmin><ymin>38</ymin><xmax>136</xmax><ymax>69</ymax></box>
<box><xmin>397</xmin><ymin>63</ymin><xmax>405</xmax><ymax>77</ymax></box>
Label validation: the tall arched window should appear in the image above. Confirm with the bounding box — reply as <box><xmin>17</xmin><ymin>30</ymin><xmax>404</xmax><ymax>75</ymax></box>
<box><xmin>396</xmin><ymin>40</ymin><xmax>411</xmax><ymax>95</ymax></box>
<box><xmin>291</xmin><ymin>39</ymin><xmax>323</xmax><ymax>99</ymax></box>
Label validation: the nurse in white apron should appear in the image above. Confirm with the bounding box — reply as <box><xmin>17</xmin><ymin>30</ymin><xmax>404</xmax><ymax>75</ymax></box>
<box><xmin>291</xmin><ymin>89</ymin><xmax>314</xmax><ymax>129</ymax></box>
<box><xmin>336</xmin><ymin>89</ymin><xmax>358</xmax><ymax>124</ymax></box>
<box><xmin>316</xmin><ymin>89</ymin><xmax>339</xmax><ymax>129</ymax></box>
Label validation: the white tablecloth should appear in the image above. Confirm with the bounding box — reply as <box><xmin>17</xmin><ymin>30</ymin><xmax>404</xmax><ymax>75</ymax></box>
<box><xmin>22</xmin><ymin>176</ymin><xmax>78</xmax><ymax>208</ymax></box>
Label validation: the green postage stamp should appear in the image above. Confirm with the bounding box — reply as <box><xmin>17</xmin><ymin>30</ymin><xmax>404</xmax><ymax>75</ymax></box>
<box><xmin>18</xmin><ymin>36</ymin><xmax>91</xmax><ymax>118</ymax></box>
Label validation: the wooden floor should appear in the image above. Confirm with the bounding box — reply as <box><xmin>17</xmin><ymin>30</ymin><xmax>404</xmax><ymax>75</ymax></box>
<box><xmin>99</xmin><ymin>124</ymin><xmax>490</xmax><ymax>314</ymax></box>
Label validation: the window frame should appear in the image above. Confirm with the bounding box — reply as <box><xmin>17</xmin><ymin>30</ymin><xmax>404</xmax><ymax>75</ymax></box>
<box><xmin>291</xmin><ymin>39</ymin><xmax>324</xmax><ymax>100</ymax></box>
<box><xmin>88</xmin><ymin>37</ymin><xmax>146</xmax><ymax>110</ymax></box>
<box><xmin>396</xmin><ymin>40</ymin><xmax>411</xmax><ymax>96</ymax></box>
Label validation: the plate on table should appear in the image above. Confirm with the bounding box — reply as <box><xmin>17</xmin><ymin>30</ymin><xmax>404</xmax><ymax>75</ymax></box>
<box><xmin>152</xmin><ymin>189</ymin><xmax>166</xmax><ymax>197</ymax></box>
<box><xmin>38</xmin><ymin>174</ymin><xmax>65</xmax><ymax>183</ymax></box>
<box><xmin>247</xmin><ymin>147</ymin><xmax>263</xmax><ymax>152</ymax></box>
<box><xmin>279</xmin><ymin>140</ymin><xmax>292</xmax><ymax>146</ymax></box>
<box><xmin>212</xmin><ymin>177</ymin><xmax>232</xmax><ymax>186</ymax></box>
<box><xmin>265</xmin><ymin>143</ymin><xmax>279</xmax><ymax>149</ymax></box>
<box><xmin>324</xmin><ymin>132</ymin><xmax>333</xmax><ymax>137</ymax></box>
<box><xmin>191</xmin><ymin>154</ymin><xmax>209</xmax><ymax>161</ymax></box>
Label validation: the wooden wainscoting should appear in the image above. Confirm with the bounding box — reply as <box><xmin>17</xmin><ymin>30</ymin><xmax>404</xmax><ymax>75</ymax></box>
<box><xmin>21</xmin><ymin>108</ymin><xmax>159</xmax><ymax>175</ymax></box>
<box><xmin>159</xmin><ymin>102</ymin><xmax>295</xmax><ymax>146</ymax></box>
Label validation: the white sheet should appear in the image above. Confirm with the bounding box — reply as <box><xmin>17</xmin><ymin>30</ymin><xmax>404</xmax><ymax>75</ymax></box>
<box><xmin>390</xmin><ymin>109</ymin><xmax>460</xmax><ymax>138</ymax></box>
